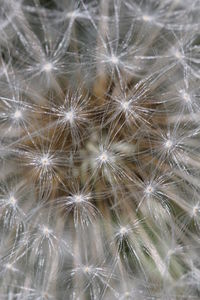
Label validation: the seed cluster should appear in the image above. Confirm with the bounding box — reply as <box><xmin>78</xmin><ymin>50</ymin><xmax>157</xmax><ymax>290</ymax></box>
<box><xmin>0</xmin><ymin>0</ymin><xmax>200</xmax><ymax>299</ymax></box>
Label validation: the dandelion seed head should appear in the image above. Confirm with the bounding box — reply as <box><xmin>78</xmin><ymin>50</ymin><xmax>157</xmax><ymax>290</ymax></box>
<box><xmin>43</xmin><ymin>62</ymin><xmax>53</xmax><ymax>73</ymax></box>
<box><xmin>67</xmin><ymin>192</ymin><xmax>91</xmax><ymax>205</ymax></box>
<box><xmin>98</xmin><ymin>151</ymin><xmax>109</xmax><ymax>163</ymax></box>
<box><xmin>96</xmin><ymin>149</ymin><xmax>116</xmax><ymax>171</ymax></box>
<box><xmin>121</xmin><ymin>100</ymin><xmax>130</xmax><ymax>112</ymax></box>
<box><xmin>83</xmin><ymin>265</ymin><xmax>92</xmax><ymax>273</ymax></box>
<box><xmin>192</xmin><ymin>205</ymin><xmax>200</xmax><ymax>216</ymax></box>
<box><xmin>145</xmin><ymin>185</ymin><xmax>154</xmax><ymax>195</ymax></box>
<box><xmin>119</xmin><ymin>226</ymin><xmax>128</xmax><ymax>236</ymax></box>
<box><xmin>8</xmin><ymin>195</ymin><xmax>17</xmax><ymax>206</ymax></box>
<box><xmin>40</xmin><ymin>155</ymin><xmax>51</xmax><ymax>167</ymax></box>
<box><xmin>142</xmin><ymin>14</ymin><xmax>153</xmax><ymax>22</ymax></box>
<box><xmin>180</xmin><ymin>90</ymin><xmax>191</xmax><ymax>103</ymax></box>
<box><xmin>5</xmin><ymin>263</ymin><xmax>13</xmax><ymax>270</ymax></box>
<box><xmin>173</xmin><ymin>49</ymin><xmax>184</xmax><ymax>60</ymax></box>
<box><xmin>41</xmin><ymin>226</ymin><xmax>52</xmax><ymax>237</ymax></box>
<box><xmin>109</xmin><ymin>55</ymin><xmax>119</xmax><ymax>65</ymax></box>
<box><xmin>73</xmin><ymin>194</ymin><xmax>84</xmax><ymax>203</ymax></box>
<box><xmin>1</xmin><ymin>0</ymin><xmax>200</xmax><ymax>298</ymax></box>
<box><xmin>64</xmin><ymin>110</ymin><xmax>75</xmax><ymax>123</ymax></box>
<box><xmin>165</xmin><ymin>139</ymin><xmax>173</xmax><ymax>149</ymax></box>
<box><xmin>13</xmin><ymin>109</ymin><xmax>22</xmax><ymax>120</ymax></box>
